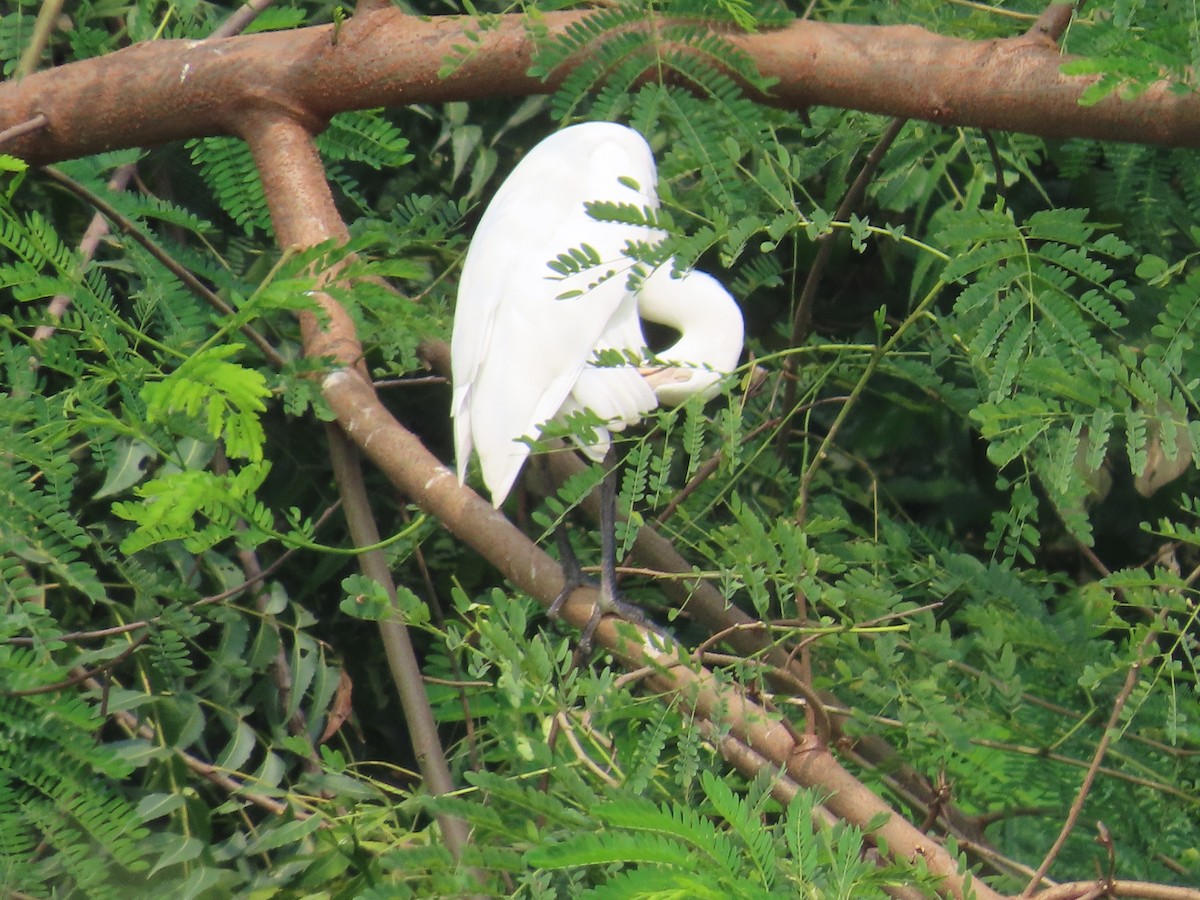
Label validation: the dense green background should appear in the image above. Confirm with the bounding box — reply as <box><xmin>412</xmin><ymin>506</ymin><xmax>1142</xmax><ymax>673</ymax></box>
<box><xmin>1</xmin><ymin>1</ymin><xmax>1197</xmax><ymax>895</ymax></box>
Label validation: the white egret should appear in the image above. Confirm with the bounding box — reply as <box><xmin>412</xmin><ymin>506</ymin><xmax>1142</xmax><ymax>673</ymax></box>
<box><xmin>451</xmin><ymin>122</ymin><xmax>744</xmax><ymax>638</ymax></box>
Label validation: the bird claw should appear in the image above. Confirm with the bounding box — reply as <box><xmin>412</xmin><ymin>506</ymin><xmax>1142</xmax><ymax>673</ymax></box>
<box><xmin>581</xmin><ymin>587</ymin><xmax>646</xmax><ymax>653</ymax></box>
<box><xmin>547</xmin><ymin>576</ymin><xmax>584</xmax><ymax>621</ymax></box>
<box><xmin>547</xmin><ymin>576</ymin><xmax>607</xmax><ymax>654</ymax></box>
<box><xmin>578</xmin><ymin>601</ymin><xmax>604</xmax><ymax>655</ymax></box>
<box><xmin>547</xmin><ymin>575</ymin><xmax>649</xmax><ymax>655</ymax></box>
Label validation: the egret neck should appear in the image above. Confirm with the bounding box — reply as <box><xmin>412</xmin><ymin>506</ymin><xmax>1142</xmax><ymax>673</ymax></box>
<box><xmin>636</xmin><ymin>266</ymin><xmax>745</xmax><ymax>405</ymax></box>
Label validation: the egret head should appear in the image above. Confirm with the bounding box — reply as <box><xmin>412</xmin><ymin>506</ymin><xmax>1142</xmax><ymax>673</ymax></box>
<box><xmin>636</xmin><ymin>267</ymin><xmax>744</xmax><ymax>405</ymax></box>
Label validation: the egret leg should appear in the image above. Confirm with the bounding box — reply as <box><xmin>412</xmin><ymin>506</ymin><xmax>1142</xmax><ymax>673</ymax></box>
<box><xmin>585</xmin><ymin>454</ymin><xmax>651</xmax><ymax>649</ymax></box>
<box><xmin>547</xmin><ymin>514</ymin><xmax>588</xmax><ymax>618</ymax></box>
<box><xmin>597</xmin><ymin>459</ymin><xmax>619</xmax><ymax>608</ymax></box>
<box><xmin>545</xmin><ymin>452</ymin><xmax>647</xmax><ymax>653</ymax></box>
<box><xmin>546</xmin><ymin>454</ymin><xmax>589</xmax><ymax>622</ymax></box>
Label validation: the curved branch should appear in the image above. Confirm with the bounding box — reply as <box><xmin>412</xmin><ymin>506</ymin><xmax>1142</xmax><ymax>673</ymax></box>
<box><xmin>1034</xmin><ymin>882</ymin><xmax>1200</xmax><ymax>900</ymax></box>
<box><xmin>319</xmin><ymin>336</ymin><xmax>1001</xmax><ymax>900</ymax></box>
<box><xmin>242</xmin><ymin>111</ymin><xmax>474</xmax><ymax>863</ymax></box>
<box><xmin>4</xmin><ymin>8</ymin><xmax>1200</xmax><ymax>168</ymax></box>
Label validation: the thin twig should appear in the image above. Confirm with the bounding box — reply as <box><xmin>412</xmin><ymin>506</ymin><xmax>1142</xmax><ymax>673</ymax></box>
<box><xmin>698</xmin><ymin>650</ymin><xmax>832</xmax><ymax>747</ymax></box>
<box><xmin>0</xmin><ymin>113</ymin><xmax>48</xmax><ymax>147</ymax></box>
<box><xmin>945</xmin><ymin>658</ymin><xmax>1195</xmax><ymax>759</ymax></box>
<box><xmin>2</xmin><ymin>636</ymin><xmax>148</xmax><ymax>696</ymax></box>
<box><xmin>14</xmin><ymin>0</ymin><xmax>65</xmax><ymax>78</ymax></box>
<box><xmin>554</xmin><ymin>711</ymin><xmax>620</xmax><ymax>786</ymax></box>
<box><xmin>33</xmin><ymin>163</ymin><xmax>137</xmax><ymax>347</ymax></box>
<box><xmin>1021</xmin><ymin>619</ymin><xmax>1164</xmax><ymax>895</ymax></box>
<box><xmin>404</xmin><ymin>503</ymin><xmax>483</xmax><ymax>770</ymax></box>
<box><xmin>980</xmin><ymin>130</ymin><xmax>1008</xmax><ymax>203</ymax></box>
<box><xmin>209</xmin><ymin>0</ymin><xmax>277</xmax><ymax>39</ymax></box>
<box><xmin>4</xmin><ymin>507</ymin><xmax>339</xmax><ymax>647</ymax></box>
<box><xmin>797</xmin><ymin>286</ymin><xmax>945</xmax><ymax>519</ymax></box>
<box><xmin>972</xmin><ymin>738</ymin><xmax>1195</xmax><ymax>804</ymax></box>
<box><xmin>75</xmin><ymin>668</ymin><xmax>304</xmax><ymax>818</ymax></box>
<box><xmin>653</xmin><ymin>414</ymin><xmax>779</xmax><ymax>529</ymax></box>
<box><xmin>777</xmin><ymin>117</ymin><xmax>907</xmax><ymax>457</ymax></box>
<box><xmin>1023</xmin><ymin>3</ymin><xmax>1076</xmax><ymax>44</ymax></box>
<box><xmin>38</xmin><ymin>165</ymin><xmax>286</xmax><ymax>368</ymax></box>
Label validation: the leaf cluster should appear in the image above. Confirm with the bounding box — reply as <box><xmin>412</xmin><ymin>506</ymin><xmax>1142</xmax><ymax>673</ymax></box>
<box><xmin>1</xmin><ymin>0</ymin><xmax>1198</xmax><ymax>896</ymax></box>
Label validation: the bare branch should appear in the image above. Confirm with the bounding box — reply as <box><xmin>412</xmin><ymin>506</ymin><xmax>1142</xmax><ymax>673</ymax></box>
<box><xmin>243</xmin><ymin>111</ymin><xmax>474</xmax><ymax>863</ymax></box>
<box><xmin>1024</xmin><ymin>3</ymin><xmax>1076</xmax><ymax>46</ymax></box>
<box><xmin>5</xmin><ymin>9</ymin><xmax>1200</xmax><ymax>169</ymax></box>
<box><xmin>0</xmin><ymin>113</ymin><xmax>48</xmax><ymax>148</ymax></box>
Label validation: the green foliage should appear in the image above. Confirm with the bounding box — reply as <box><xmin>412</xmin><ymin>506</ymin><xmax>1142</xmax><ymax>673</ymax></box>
<box><xmin>928</xmin><ymin>204</ymin><xmax>1136</xmax><ymax>546</ymax></box>
<box><xmin>525</xmin><ymin>771</ymin><xmax>936</xmax><ymax>898</ymax></box>
<box><xmin>1059</xmin><ymin>2</ymin><xmax>1200</xmax><ymax>106</ymax></box>
<box><xmin>2</xmin><ymin>0</ymin><xmax>1199</xmax><ymax>896</ymax></box>
<box><xmin>142</xmin><ymin>343</ymin><xmax>271</xmax><ymax>461</ymax></box>
<box><xmin>187</xmin><ymin>136</ymin><xmax>272</xmax><ymax>235</ymax></box>
<box><xmin>1</xmin><ymin>454</ymin><xmax>106</xmax><ymax>602</ymax></box>
<box><xmin>0</xmin><ymin>609</ymin><xmax>151</xmax><ymax>896</ymax></box>
<box><xmin>529</xmin><ymin>0</ymin><xmax>784</xmax><ymax>124</ymax></box>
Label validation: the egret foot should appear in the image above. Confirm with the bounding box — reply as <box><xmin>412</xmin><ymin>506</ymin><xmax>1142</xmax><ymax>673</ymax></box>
<box><xmin>546</xmin><ymin>519</ymin><xmax>643</xmax><ymax>654</ymax></box>
<box><xmin>545</xmin><ymin>455</ymin><xmax>655</xmax><ymax>654</ymax></box>
<box><xmin>584</xmin><ymin>588</ymin><xmax>653</xmax><ymax>654</ymax></box>
<box><xmin>549</xmin><ymin>579</ymin><xmax>650</xmax><ymax>655</ymax></box>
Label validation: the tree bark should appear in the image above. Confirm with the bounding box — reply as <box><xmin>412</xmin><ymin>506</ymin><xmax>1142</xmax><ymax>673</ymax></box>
<box><xmin>4</xmin><ymin>8</ymin><xmax>1200</xmax><ymax>168</ymax></box>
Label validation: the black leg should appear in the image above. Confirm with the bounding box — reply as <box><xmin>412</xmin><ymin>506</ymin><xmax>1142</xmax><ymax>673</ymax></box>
<box><xmin>571</xmin><ymin>458</ymin><xmax>618</xmax><ymax>651</ymax></box>
<box><xmin>545</xmin><ymin>449</ymin><xmax>650</xmax><ymax>653</ymax></box>
<box><xmin>546</xmin><ymin>455</ymin><xmax>587</xmax><ymax>621</ymax></box>
<box><xmin>581</xmin><ymin>451</ymin><xmax>653</xmax><ymax>649</ymax></box>
<box><xmin>547</xmin><ymin>519</ymin><xmax>587</xmax><ymax>619</ymax></box>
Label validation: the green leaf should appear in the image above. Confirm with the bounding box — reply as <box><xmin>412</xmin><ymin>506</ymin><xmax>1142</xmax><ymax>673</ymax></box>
<box><xmin>143</xmin><ymin>343</ymin><xmax>270</xmax><ymax>462</ymax></box>
<box><xmin>146</xmin><ymin>833</ymin><xmax>204</xmax><ymax>878</ymax></box>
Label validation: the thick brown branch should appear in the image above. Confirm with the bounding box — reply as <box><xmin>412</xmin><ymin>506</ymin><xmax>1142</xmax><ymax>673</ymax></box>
<box><xmin>423</xmin><ymin>340</ymin><xmax>997</xmax><ymax>857</ymax></box>
<box><xmin>318</xmin><ymin>347</ymin><xmax>1002</xmax><ymax>900</ymax></box>
<box><xmin>1034</xmin><ymin>882</ymin><xmax>1200</xmax><ymax>900</ymax></box>
<box><xmin>4</xmin><ymin>8</ymin><xmax>1200</xmax><ymax>168</ymax></box>
<box><xmin>244</xmin><ymin>112</ymin><xmax>475</xmax><ymax>864</ymax></box>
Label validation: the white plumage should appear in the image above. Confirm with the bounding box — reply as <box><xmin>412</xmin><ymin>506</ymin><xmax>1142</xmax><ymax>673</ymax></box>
<box><xmin>451</xmin><ymin>122</ymin><xmax>744</xmax><ymax>506</ymax></box>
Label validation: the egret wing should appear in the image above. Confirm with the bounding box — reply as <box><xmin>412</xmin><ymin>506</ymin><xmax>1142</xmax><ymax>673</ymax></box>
<box><xmin>451</xmin><ymin>124</ymin><xmax>666</xmax><ymax>504</ymax></box>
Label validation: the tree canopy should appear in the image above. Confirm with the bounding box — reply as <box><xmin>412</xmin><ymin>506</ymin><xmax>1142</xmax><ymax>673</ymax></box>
<box><xmin>1</xmin><ymin>1</ymin><xmax>1198</xmax><ymax>897</ymax></box>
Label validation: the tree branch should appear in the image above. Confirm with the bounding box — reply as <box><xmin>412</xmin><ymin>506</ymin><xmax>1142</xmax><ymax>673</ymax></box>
<box><xmin>319</xmin><ymin>338</ymin><xmax>1001</xmax><ymax>899</ymax></box>
<box><xmin>1034</xmin><ymin>881</ymin><xmax>1200</xmax><ymax>900</ymax></box>
<box><xmin>1021</xmin><ymin>619</ymin><xmax>1165</xmax><ymax>895</ymax></box>
<box><xmin>243</xmin><ymin>111</ymin><xmax>474</xmax><ymax>864</ymax></box>
<box><xmin>5</xmin><ymin>8</ymin><xmax>1200</xmax><ymax>169</ymax></box>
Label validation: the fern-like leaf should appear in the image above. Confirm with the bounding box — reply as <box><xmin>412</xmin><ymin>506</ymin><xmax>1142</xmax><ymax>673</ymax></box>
<box><xmin>142</xmin><ymin>343</ymin><xmax>270</xmax><ymax>462</ymax></box>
